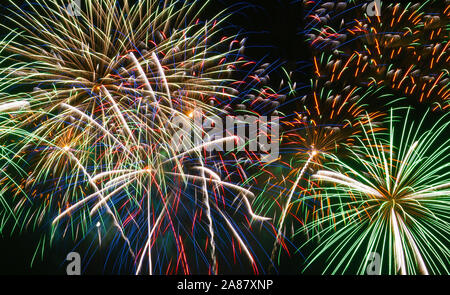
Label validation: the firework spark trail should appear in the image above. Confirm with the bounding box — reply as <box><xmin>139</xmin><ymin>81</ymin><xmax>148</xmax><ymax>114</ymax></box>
<box><xmin>269</xmin><ymin>150</ymin><xmax>316</xmax><ymax>270</ymax></box>
<box><xmin>52</xmin><ymin>90</ymin><xmax>265</xmax><ymax>274</ymax></box>
<box><xmin>252</xmin><ymin>77</ymin><xmax>385</xmax><ymax>251</ymax></box>
<box><xmin>302</xmin><ymin>108</ymin><xmax>450</xmax><ymax>274</ymax></box>
<box><xmin>251</xmin><ymin>1</ymin><xmax>391</xmax><ymax>249</ymax></box>
<box><xmin>0</xmin><ymin>0</ymin><xmax>275</xmax><ymax>274</ymax></box>
<box><xmin>303</xmin><ymin>1</ymin><xmax>450</xmax><ymax>110</ymax></box>
<box><xmin>0</xmin><ymin>101</ymin><xmax>30</xmax><ymax>112</ymax></box>
<box><xmin>58</xmin><ymin>146</ymin><xmax>136</xmax><ymax>258</ymax></box>
<box><xmin>50</xmin><ymin>100</ymin><xmax>266</xmax><ymax>274</ymax></box>
<box><xmin>199</xmin><ymin>158</ymin><xmax>218</xmax><ymax>275</ymax></box>
<box><xmin>136</xmin><ymin>206</ymin><xmax>165</xmax><ymax>275</ymax></box>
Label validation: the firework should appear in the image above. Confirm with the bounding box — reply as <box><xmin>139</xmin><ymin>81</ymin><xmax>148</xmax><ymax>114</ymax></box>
<box><xmin>255</xmin><ymin>80</ymin><xmax>385</xmax><ymax>270</ymax></box>
<box><xmin>300</xmin><ymin>108</ymin><xmax>450</xmax><ymax>274</ymax></box>
<box><xmin>262</xmin><ymin>0</ymin><xmax>450</xmax><ymax>272</ymax></box>
<box><xmin>303</xmin><ymin>1</ymin><xmax>450</xmax><ymax>109</ymax></box>
<box><xmin>0</xmin><ymin>0</ymin><xmax>274</xmax><ymax>274</ymax></box>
